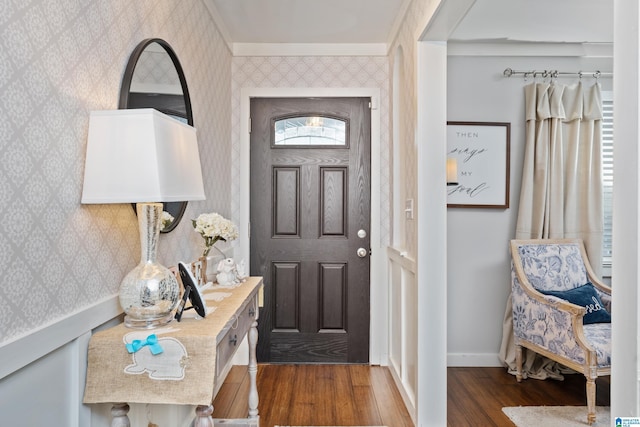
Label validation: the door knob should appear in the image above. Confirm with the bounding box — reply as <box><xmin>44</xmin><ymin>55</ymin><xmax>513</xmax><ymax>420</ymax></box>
<box><xmin>357</xmin><ymin>247</ymin><xmax>368</xmax><ymax>258</ymax></box>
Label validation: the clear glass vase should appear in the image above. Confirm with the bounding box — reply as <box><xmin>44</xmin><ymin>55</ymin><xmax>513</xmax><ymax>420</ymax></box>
<box><xmin>200</xmin><ymin>253</ymin><xmax>225</xmax><ymax>284</ymax></box>
<box><xmin>119</xmin><ymin>203</ymin><xmax>180</xmax><ymax>328</ymax></box>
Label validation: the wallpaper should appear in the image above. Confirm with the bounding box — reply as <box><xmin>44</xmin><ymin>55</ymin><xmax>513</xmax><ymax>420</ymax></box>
<box><xmin>231</xmin><ymin>56</ymin><xmax>391</xmax><ymax>246</ymax></box>
<box><xmin>387</xmin><ymin>0</ymin><xmax>440</xmax><ymax>256</ymax></box>
<box><xmin>0</xmin><ymin>0</ymin><xmax>232</xmax><ymax>344</ymax></box>
<box><xmin>131</xmin><ymin>45</ymin><xmax>181</xmax><ymax>90</ymax></box>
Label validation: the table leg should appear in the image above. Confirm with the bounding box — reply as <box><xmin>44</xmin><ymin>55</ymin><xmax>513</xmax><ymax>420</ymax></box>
<box><xmin>194</xmin><ymin>404</ymin><xmax>214</xmax><ymax>427</ymax></box>
<box><xmin>248</xmin><ymin>317</ymin><xmax>259</xmax><ymax>419</ymax></box>
<box><xmin>110</xmin><ymin>403</ymin><xmax>130</xmax><ymax>427</ymax></box>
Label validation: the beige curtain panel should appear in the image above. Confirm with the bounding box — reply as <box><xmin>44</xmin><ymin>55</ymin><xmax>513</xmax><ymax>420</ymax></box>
<box><xmin>500</xmin><ymin>81</ymin><xmax>604</xmax><ymax>379</ymax></box>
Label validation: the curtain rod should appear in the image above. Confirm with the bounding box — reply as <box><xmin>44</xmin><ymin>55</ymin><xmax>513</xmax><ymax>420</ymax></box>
<box><xmin>503</xmin><ymin>68</ymin><xmax>612</xmax><ymax>79</ymax></box>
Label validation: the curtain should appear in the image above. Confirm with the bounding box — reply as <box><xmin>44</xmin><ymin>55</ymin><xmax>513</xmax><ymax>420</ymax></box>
<box><xmin>499</xmin><ymin>81</ymin><xmax>604</xmax><ymax>379</ymax></box>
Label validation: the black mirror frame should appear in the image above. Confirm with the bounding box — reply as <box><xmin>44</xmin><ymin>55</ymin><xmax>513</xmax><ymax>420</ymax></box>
<box><xmin>119</xmin><ymin>38</ymin><xmax>194</xmax><ymax>233</ymax></box>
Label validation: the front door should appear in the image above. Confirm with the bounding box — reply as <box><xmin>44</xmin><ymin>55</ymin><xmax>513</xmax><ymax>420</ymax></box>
<box><xmin>250</xmin><ymin>97</ymin><xmax>371</xmax><ymax>363</ymax></box>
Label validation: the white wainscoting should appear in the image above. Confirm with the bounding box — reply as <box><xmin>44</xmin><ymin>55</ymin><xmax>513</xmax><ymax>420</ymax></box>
<box><xmin>0</xmin><ymin>296</ymin><xmax>236</xmax><ymax>427</ymax></box>
<box><xmin>0</xmin><ymin>296</ymin><xmax>122</xmax><ymax>427</ymax></box>
<box><xmin>387</xmin><ymin>246</ymin><xmax>417</xmax><ymax>424</ymax></box>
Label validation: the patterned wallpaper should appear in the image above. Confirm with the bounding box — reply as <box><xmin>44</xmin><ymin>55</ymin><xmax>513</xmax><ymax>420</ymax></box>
<box><xmin>0</xmin><ymin>0</ymin><xmax>231</xmax><ymax>344</ymax></box>
<box><xmin>131</xmin><ymin>46</ymin><xmax>181</xmax><ymax>90</ymax></box>
<box><xmin>231</xmin><ymin>56</ymin><xmax>391</xmax><ymax>246</ymax></box>
<box><xmin>387</xmin><ymin>0</ymin><xmax>439</xmax><ymax>256</ymax></box>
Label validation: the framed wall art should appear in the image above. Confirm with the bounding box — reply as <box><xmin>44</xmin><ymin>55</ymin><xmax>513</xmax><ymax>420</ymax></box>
<box><xmin>446</xmin><ymin>121</ymin><xmax>510</xmax><ymax>208</ymax></box>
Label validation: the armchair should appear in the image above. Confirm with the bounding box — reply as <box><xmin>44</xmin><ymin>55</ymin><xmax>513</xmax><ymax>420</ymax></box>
<box><xmin>510</xmin><ymin>239</ymin><xmax>611</xmax><ymax>425</ymax></box>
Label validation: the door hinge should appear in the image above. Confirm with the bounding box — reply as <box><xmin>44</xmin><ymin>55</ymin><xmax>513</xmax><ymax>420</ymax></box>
<box><xmin>248</xmin><ymin>221</ymin><xmax>251</xmax><ymax>239</ymax></box>
<box><xmin>368</xmin><ymin>101</ymin><xmax>372</xmax><ymax>109</ymax></box>
<box><xmin>248</xmin><ymin>117</ymin><xmax>252</xmax><ymax>134</ymax></box>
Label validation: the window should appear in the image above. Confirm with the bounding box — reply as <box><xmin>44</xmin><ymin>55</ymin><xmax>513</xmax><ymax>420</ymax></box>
<box><xmin>273</xmin><ymin>116</ymin><xmax>347</xmax><ymax>146</ymax></box>
<box><xmin>602</xmin><ymin>92</ymin><xmax>613</xmax><ymax>268</ymax></box>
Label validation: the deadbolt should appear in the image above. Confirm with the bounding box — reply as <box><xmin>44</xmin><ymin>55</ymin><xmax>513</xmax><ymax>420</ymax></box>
<box><xmin>357</xmin><ymin>247</ymin><xmax>368</xmax><ymax>258</ymax></box>
<box><xmin>357</xmin><ymin>229</ymin><xmax>367</xmax><ymax>238</ymax></box>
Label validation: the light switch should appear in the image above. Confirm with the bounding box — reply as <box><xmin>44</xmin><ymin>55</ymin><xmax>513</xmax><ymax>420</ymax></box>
<box><xmin>405</xmin><ymin>199</ymin><xmax>414</xmax><ymax>219</ymax></box>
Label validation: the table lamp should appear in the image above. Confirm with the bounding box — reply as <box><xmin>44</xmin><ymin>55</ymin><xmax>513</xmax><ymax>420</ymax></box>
<box><xmin>81</xmin><ymin>109</ymin><xmax>205</xmax><ymax>328</ymax></box>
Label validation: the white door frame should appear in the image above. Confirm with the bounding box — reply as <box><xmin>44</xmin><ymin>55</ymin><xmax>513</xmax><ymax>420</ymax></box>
<box><xmin>238</xmin><ymin>87</ymin><xmax>386</xmax><ymax>364</ymax></box>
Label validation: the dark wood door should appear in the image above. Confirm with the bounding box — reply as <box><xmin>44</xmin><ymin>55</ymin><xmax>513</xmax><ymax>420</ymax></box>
<box><xmin>250</xmin><ymin>97</ymin><xmax>371</xmax><ymax>363</ymax></box>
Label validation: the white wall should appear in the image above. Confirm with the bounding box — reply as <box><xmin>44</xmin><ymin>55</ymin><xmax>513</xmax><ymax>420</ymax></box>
<box><xmin>611</xmin><ymin>0</ymin><xmax>640</xmax><ymax>417</ymax></box>
<box><xmin>446</xmin><ymin>54</ymin><xmax>613</xmax><ymax>366</ymax></box>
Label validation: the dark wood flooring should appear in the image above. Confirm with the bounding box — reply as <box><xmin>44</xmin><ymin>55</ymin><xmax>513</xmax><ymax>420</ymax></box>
<box><xmin>211</xmin><ymin>365</ymin><xmax>610</xmax><ymax>427</ymax></box>
<box><xmin>447</xmin><ymin>367</ymin><xmax>610</xmax><ymax>426</ymax></box>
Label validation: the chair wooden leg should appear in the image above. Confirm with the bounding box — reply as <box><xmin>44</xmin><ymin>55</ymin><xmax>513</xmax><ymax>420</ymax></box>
<box><xmin>586</xmin><ymin>377</ymin><xmax>596</xmax><ymax>425</ymax></box>
<box><xmin>515</xmin><ymin>344</ymin><xmax>523</xmax><ymax>382</ymax></box>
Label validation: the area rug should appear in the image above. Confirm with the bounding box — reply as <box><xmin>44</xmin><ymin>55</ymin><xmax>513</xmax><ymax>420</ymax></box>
<box><xmin>502</xmin><ymin>406</ymin><xmax>610</xmax><ymax>427</ymax></box>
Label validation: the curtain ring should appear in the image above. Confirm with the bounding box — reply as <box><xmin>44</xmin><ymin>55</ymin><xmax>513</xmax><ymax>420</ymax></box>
<box><xmin>578</xmin><ymin>71</ymin><xmax>583</xmax><ymax>79</ymax></box>
<box><xmin>593</xmin><ymin>71</ymin><xmax>601</xmax><ymax>79</ymax></box>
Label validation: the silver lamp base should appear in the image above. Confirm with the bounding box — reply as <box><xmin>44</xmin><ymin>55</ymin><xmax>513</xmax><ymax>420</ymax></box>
<box><xmin>119</xmin><ymin>202</ymin><xmax>180</xmax><ymax>329</ymax></box>
<box><xmin>124</xmin><ymin>313</ymin><xmax>174</xmax><ymax>329</ymax></box>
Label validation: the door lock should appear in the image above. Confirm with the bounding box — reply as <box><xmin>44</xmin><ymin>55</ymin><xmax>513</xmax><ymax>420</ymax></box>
<box><xmin>357</xmin><ymin>247</ymin><xmax>368</xmax><ymax>258</ymax></box>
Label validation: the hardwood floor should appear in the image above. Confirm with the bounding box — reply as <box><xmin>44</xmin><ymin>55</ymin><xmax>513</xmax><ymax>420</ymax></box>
<box><xmin>212</xmin><ymin>365</ymin><xmax>610</xmax><ymax>427</ymax></box>
<box><xmin>212</xmin><ymin>364</ymin><xmax>413</xmax><ymax>427</ymax></box>
<box><xmin>447</xmin><ymin>367</ymin><xmax>610</xmax><ymax>426</ymax></box>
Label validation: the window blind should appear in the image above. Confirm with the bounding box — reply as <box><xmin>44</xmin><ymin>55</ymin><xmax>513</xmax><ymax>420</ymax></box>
<box><xmin>602</xmin><ymin>93</ymin><xmax>613</xmax><ymax>265</ymax></box>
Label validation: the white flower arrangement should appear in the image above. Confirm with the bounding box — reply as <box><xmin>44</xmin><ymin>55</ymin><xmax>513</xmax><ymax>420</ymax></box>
<box><xmin>160</xmin><ymin>211</ymin><xmax>174</xmax><ymax>231</ymax></box>
<box><xmin>192</xmin><ymin>212</ymin><xmax>239</xmax><ymax>257</ymax></box>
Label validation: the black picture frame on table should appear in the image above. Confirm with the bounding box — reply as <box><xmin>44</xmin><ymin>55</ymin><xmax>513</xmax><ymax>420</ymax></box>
<box><xmin>175</xmin><ymin>262</ymin><xmax>207</xmax><ymax>320</ymax></box>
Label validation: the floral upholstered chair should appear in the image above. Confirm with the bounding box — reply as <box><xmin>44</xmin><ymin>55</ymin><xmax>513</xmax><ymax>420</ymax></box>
<box><xmin>510</xmin><ymin>239</ymin><xmax>611</xmax><ymax>425</ymax></box>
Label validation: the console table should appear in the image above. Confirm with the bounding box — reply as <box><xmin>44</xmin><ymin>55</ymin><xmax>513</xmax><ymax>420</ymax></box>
<box><xmin>84</xmin><ymin>277</ymin><xmax>263</xmax><ymax>427</ymax></box>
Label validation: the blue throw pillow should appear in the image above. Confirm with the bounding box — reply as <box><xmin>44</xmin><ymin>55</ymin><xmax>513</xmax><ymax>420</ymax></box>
<box><xmin>539</xmin><ymin>283</ymin><xmax>611</xmax><ymax>324</ymax></box>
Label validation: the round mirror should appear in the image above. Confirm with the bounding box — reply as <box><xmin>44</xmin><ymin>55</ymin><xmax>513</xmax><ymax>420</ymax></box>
<box><xmin>119</xmin><ymin>38</ymin><xmax>194</xmax><ymax>233</ymax></box>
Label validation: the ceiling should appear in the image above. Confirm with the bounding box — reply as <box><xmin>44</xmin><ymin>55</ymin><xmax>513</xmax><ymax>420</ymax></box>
<box><xmin>450</xmin><ymin>0</ymin><xmax>612</xmax><ymax>44</ymax></box>
<box><xmin>206</xmin><ymin>0</ymin><xmax>613</xmax><ymax>48</ymax></box>
<box><xmin>207</xmin><ymin>0</ymin><xmax>408</xmax><ymax>44</ymax></box>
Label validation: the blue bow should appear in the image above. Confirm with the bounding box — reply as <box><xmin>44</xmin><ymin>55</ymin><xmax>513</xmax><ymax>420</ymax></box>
<box><xmin>125</xmin><ymin>334</ymin><xmax>164</xmax><ymax>355</ymax></box>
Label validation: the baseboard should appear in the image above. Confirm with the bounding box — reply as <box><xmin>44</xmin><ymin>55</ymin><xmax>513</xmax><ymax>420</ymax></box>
<box><xmin>447</xmin><ymin>353</ymin><xmax>503</xmax><ymax>367</ymax></box>
<box><xmin>387</xmin><ymin>358</ymin><xmax>416</xmax><ymax>425</ymax></box>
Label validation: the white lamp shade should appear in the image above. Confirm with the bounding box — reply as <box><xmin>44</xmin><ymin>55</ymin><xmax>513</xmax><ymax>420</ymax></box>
<box><xmin>81</xmin><ymin>109</ymin><xmax>205</xmax><ymax>204</ymax></box>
